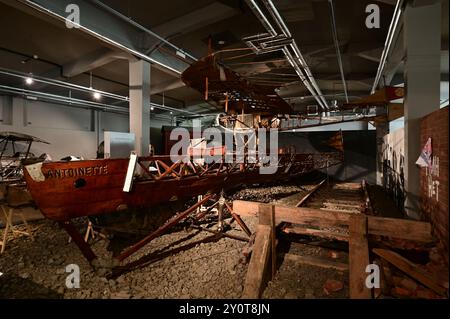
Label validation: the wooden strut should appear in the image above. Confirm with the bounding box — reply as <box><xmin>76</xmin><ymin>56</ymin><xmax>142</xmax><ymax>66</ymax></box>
<box><xmin>225</xmin><ymin>202</ymin><xmax>252</xmax><ymax>237</ymax></box>
<box><xmin>361</xmin><ymin>179</ymin><xmax>375</xmax><ymax>215</ymax></box>
<box><xmin>373</xmin><ymin>248</ymin><xmax>447</xmax><ymax>296</ymax></box>
<box><xmin>232</xmin><ymin>200</ymin><xmax>434</xmax><ymax>243</ymax></box>
<box><xmin>348</xmin><ymin>214</ymin><xmax>372</xmax><ymax>299</ymax></box>
<box><xmin>242</xmin><ymin>204</ymin><xmax>276</xmax><ymax>299</ymax></box>
<box><xmin>116</xmin><ymin>194</ymin><xmax>214</xmax><ymax>262</ymax></box>
<box><xmin>60</xmin><ymin>221</ymin><xmax>97</xmax><ymax>262</ymax></box>
<box><xmin>236</xmin><ymin>199</ymin><xmax>439</xmax><ymax>299</ymax></box>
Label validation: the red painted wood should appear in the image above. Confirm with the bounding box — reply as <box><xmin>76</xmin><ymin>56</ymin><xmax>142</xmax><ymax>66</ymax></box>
<box><xmin>23</xmin><ymin>153</ymin><xmax>343</xmax><ymax>222</ymax></box>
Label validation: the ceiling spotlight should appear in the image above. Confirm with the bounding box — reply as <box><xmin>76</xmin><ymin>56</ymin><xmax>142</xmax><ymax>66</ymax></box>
<box><xmin>150</xmin><ymin>106</ymin><xmax>155</xmax><ymax>111</ymax></box>
<box><xmin>170</xmin><ymin>111</ymin><xmax>173</xmax><ymax>114</ymax></box>
<box><xmin>93</xmin><ymin>91</ymin><xmax>101</xmax><ymax>100</ymax></box>
<box><xmin>25</xmin><ymin>77</ymin><xmax>34</xmax><ymax>85</ymax></box>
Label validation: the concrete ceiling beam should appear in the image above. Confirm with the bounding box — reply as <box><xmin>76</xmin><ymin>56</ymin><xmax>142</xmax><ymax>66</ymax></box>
<box><xmin>62</xmin><ymin>47</ymin><xmax>134</xmax><ymax>78</ymax></box>
<box><xmin>13</xmin><ymin>0</ymin><xmax>194</xmax><ymax>76</ymax></box>
<box><xmin>150</xmin><ymin>2</ymin><xmax>240</xmax><ymax>41</ymax></box>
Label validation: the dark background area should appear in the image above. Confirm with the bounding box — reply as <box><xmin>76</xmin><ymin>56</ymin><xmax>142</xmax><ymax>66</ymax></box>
<box><xmin>278</xmin><ymin>130</ymin><xmax>376</xmax><ymax>183</ymax></box>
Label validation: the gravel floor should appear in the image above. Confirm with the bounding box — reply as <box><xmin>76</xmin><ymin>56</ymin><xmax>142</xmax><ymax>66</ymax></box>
<box><xmin>1</xmin><ymin>178</ymin><xmax>352</xmax><ymax>299</ymax></box>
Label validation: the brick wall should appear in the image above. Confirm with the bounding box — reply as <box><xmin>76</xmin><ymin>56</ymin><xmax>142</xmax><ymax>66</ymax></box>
<box><xmin>420</xmin><ymin>107</ymin><xmax>449</xmax><ymax>264</ymax></box>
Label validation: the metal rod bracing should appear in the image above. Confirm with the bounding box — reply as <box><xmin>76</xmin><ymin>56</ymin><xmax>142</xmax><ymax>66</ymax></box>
<box><xmin>328</xmin><ymin>0</ymin><xmax>348</xmax><ymax>103</ymax></box>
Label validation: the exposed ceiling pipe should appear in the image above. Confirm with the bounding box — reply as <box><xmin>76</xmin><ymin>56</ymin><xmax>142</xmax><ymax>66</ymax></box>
<box><xmin>371</xmin><ymin>0</ymin><xmax>404</xmax><ymax>94</ymax></box>
<box><xmin>328</xmin><ymin>0</ymin><xmax>348</xmax><ymax>103</ymax></box>
<box><xmin>283</xmin><ymin>48</ymin><xmax>322</xmax><ymax>107</ymax></box>
<box><xmin>246</xmin><ymin>0</ymin><xmax>277</xmax><ymax>36</ymax></box>
<box><xmin>244</xmin><ymin>0</ymin><xmax>329</xmax><ymax>110</ymax></box>
<box><xmin>91</xmin><ymin>0</ymin><xmax>197</xmax><ymax>62</ymax></box>
<box><xmin>260</xmin><ymin>0</ymin><xmax>291</xmax><ymax>37</ymax></box>
<box><xmin>289</xmin><ymin>41</ymin><xmax>329</xmax><ymax>108</ymax></box>
<box><xmin>258</xmin><ymin>0</ymin><xmax>328</xmax><ymax>109</ymax></box>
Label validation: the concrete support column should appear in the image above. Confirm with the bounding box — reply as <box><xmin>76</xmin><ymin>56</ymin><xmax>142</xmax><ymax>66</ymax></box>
<box><xmin>376</xmin><ymin>121</ymin><xmax>389</xmax><ymax>186</ymax></box>
<box><xmin>403</xmin><ymin>1</ymin><xmax>441</xmax><ymax>219</ymax></box>
<box><xmin>129</xmin><ymin>60</ymin><xmax>151</xmax><ymax>156</ymax></box>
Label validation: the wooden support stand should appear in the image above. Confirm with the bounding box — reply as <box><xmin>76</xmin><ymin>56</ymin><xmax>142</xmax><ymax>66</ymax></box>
<box><xmin>232</xmin><ymin>200</ymin><xmax>434</xmax><ymax>242</ymax></box>
<box><xmin>234</xmin><ymin>199</ymin><xmax>436</xmax><ymax>300</ymax></box>
<box><xmin>373</xmin><ymin>248</ymin><xmax>447</xmax><ymax>296</ymax></box>
<box><xmin>0</xmin><ymin>204</ymin><xmax>34</xmax><ymax>254</ymax></box>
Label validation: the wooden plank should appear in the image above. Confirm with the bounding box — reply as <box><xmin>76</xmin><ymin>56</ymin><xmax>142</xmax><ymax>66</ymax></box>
<box><xmin>361</xmin><ymin>180</ymin><xmax>374</xmax><ymax>215</ymax></box>
<box><xmin>232</xmin><ymin>200</ymin><xmax>433</xmax><ymax>242</ymax></box>
<box><xmin>349</xmin><ymin>214</ymin><xmax>372</xmax><ymax>299</ymax></box>
<box><xmin>60</xmin><ymin>221</ymin><xmax>97</xmax><ymax>262</ymax></box>
<box><xmin>295</xmin><ymin>179</ymin><xmax>326</xmax><ymax>207</ymax></box>
<box><xmin>258</xmin><ymin>203</ymin><xmax>272</xmax><ymax>226</ymax></box>
<box><xmin>387</xmin><ymin>103</ymin><xmax>404</xmax><ymax>122</ymax></box>
<box><xmin>322</xmin><ymin>199</ymin><xmax>362</xmax><ymax>205</ymax></box>
<box><xmin>378</xmin><ymin>258</ymin><xmax>393</xmax><ymax>296</ymax></box>
<box><xmin>282</xmin><ymin>226</ymin><xmax>349</xmax><ymax>242</ymax></box>
<box><xmin>284</xmin><ymin>253</ymin><xmax>349</xmax><ymax>272</ymax></box>
<box><xmin>270</xmin><ymin>206</ymin><xmax>276</xmax><ymax>279</ymax></box>
<box><xmin>319</xmin><ymin>207</ymin><xmax>361</xmax><ymax>213</ymax></box>
<box><xmin>322</xmin><ymin>202</ymin><xmax>363</xmax><ymax>208</ymax></box>
<box><xmin>372</xmin><ymin>248</ymin><xmax>447</xmax><ymax>296</ymax></box>
<box><xmin>233</xmin><ymin>200</ymin><xmax>350</xmax><ymax>227</ymax></box>
<box><xmin>242</xmin><ymin>225</ymin><xmax>272</xmax><ymax>299</ymax></box>
<box><xmin>367</xmin><ymin>216</ymin><xmax>433</xmax><ymax>242</ymax></box>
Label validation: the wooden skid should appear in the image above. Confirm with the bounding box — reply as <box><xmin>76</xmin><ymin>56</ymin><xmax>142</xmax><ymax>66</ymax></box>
<box><xmin>373</xmin><ymin>248</ymin><xmax>447</xmax><ymax>296</ymax></box>
<box><xmin>349</xmin><ymin>214</ymin><xmax>372</xmax><ymax>299</ymax></box>
<box><xmin>284</xmin><ymin>253</ymin><xmax>349</xmax><ymax>272</ymax></box>
<box><xmin>241</xmin><ymin>224</ymin><xmax>272</xmax><ymax>299</ymax></box>
<box><xmin>282</xmin><ymin>226</ymin><xmax>349</xmax><ymax>242</ymax></box>
<box><xmin>232</xmin><ymin>200</ymin><xmax>434</xmax><ymax>242</ymax></box>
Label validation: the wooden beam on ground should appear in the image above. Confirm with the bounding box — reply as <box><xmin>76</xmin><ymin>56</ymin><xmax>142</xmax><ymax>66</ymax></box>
<box><xmin>60</xmin><ymin>221</ymin><xmax>97</xmax><ymax>262</ymax></box>
<box><xmin>349</xmin><ymin>214</ymin><xmax>372</xmax><ymax>299</ymax></box>
<box><xmin>233</xmin><ymin>200</ymin><xmax>350</xmax><ymax>227</ymax></box>
<box><xmin>284</xmin><ymin>253</ymin><xmax>349</xmax><ymax>272</ymax></box>
<box><xmin>372</xmin><ymin>248</ymin><xmax>447</xmax><ymax>296</ymax></box>
<box><xmin>232</xmin><ymin>200</ymin><xmax>434</xmax><ymax>242</ymax></box>
<box><xmin>241</xmin><ymin>224</ymin><xmax>272</xmax><ymax>299</ymax></box>
<box><xmin>367</xmin><ymin>216</ymin><xmax>433</xmax><ymax>242</ymax></box>
<box><xmin>270</xmin><ymin>206</ymin><xmax>276</xmax><ymax>279</ymax></box>
<box><xmin>282</xmin><ymin>226</ymin><xmax>349</xmax><ymax>242</ymax></box>
<box><xmin>296</xmin><ymin>179</ymin><xmax>326</xmax><ymax>207</ymax></box>
<box><xmin>361</xmin><ymin>180</ymin><xmax>374</xmax><ymax>215</ymax></box>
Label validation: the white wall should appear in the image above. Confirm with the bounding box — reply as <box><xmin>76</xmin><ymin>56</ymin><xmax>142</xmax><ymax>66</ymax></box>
<box><xmin>295</xmin><ymin>120</ymin><xmax>371</xmax><ymax>132</ymax></box>
<box><xmin>0</xmin><ymin>95</ymin><xmax>171</xmax><ymax>160</ymax></box>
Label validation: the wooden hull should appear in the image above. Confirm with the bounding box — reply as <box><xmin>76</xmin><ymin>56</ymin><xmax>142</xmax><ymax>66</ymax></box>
<box><xmin>23</xmin><ymin>158</ymin><xmax>293</xmax><ymax>221</ymax></box>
